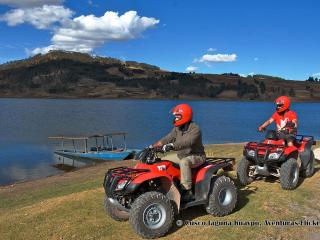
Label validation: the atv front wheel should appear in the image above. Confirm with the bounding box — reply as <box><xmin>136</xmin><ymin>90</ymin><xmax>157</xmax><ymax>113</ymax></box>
<box><xmin>129</xmin><ymin>191</ymin><xmax>174</xmax><ymax>239</ymax></box>
<box><xmin>280</xmin><ymin>158</ymin><xmax>300</xmax><ymax>190</ymax></box>
<box><xmin>301</xmin><ymin>151</ymin><xmax>315</xmax><ymax>178</ymax></box>
<box><xmin>104</xmin><ymin>195</ymin><xmax>129</xmax><ymax>221</ymax></box>
<box><xmin>237</xmin><ymin>157</ymin><xmax>254</xmax><ymax>186</ymax></box>
<box><xmin>206</xmin><ymin>176</ymin><xmax>237</xmax><ymax>216</ymax></box>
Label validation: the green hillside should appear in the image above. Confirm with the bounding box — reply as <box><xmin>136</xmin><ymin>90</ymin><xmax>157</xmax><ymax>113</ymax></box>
<box><xmin>0</xmin><ymin>51</ymin><xmax>319</xmax><ymax>101</ymax></box>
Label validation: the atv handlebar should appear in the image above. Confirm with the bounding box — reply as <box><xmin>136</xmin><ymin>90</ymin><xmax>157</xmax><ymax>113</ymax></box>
<box><xmin>134</xmin><ymin>146</ymin><xmax>165</xmax><ymax>164</ymax></box>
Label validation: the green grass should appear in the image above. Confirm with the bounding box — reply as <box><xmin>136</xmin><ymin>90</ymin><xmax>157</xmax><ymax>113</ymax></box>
<box><xmin>1</xmin><ymin>144</ymin><xmax>320</xmax><ymax>240</ymax></box>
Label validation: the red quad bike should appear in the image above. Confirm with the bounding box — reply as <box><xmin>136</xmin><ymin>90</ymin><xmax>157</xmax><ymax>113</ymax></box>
<box><xmin>103</xmin><ymin>147</ymin><xmax>238</xmax><ymax>239</ymax></box>
<box><xmin>237</xmin><ymin>129</ymin><xmax>316</xmax><ymax>190</ymax></box>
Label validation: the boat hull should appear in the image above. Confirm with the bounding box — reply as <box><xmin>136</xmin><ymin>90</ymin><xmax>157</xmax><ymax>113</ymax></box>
<box><xmin>54</xmin><ymin>149</ymin><xmax>137</xmax><ymax>162</ymax></box>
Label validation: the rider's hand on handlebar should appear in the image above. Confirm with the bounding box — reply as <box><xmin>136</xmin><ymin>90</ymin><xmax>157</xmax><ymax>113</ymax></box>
<box><xmin>152</xmin><ymin>141</ymin><xmax>162</xmax><ymax>148</ymax></box>
<box><xmin>162</xmin><ymin>143</ymin><xmax>174</xmax><ymax>152</ymax></box>
<box><xmin>258</xmin><ymin>126</ymin><xmax>265</xmax><ymax>132</ymax></box>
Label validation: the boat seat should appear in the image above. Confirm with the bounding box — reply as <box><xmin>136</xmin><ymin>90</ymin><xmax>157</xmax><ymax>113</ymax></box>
<box><xmin>112</xmin><ymin>148</ymin><xmax>124</xmax><ymax>152</ymax></box>
<box><xmin>91</xmin><ymin>146</ymin><xmax>104</xmax><ymax>151</ymax></box>
<box><xmin>102</xmin><ymin>147</ymin><xmax>117</xmax><ymax>151</ymax></box>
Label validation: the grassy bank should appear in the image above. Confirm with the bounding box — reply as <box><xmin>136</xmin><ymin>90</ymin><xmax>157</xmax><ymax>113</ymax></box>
<box><xmin>1</xmin><ymin>143</ymin><xmax>320</xmax><ymax>240</ymax></box>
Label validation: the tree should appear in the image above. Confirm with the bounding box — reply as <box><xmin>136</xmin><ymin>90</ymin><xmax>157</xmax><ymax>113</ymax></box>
<box><xmin>289</xmin><ymin>88</ymin><xmax>296</xmax><ymax>97</ymax></box>
<box><xmin>307</xmin><ymin>76</ymin><xmax>315</xmax><ymax>82</ymax></box>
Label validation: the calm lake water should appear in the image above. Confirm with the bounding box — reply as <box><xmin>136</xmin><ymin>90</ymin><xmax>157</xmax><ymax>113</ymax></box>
<box><xmin>0</xmin><ymin>98</ymin><xmax>319</xmax><ymax>185</ymax></box>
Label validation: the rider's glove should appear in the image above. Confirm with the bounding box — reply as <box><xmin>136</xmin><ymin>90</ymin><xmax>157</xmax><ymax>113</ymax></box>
<box><xmin>162</xmin><ymin>143</ymin><xmax>174</xmax><ymax>152</ymax></box>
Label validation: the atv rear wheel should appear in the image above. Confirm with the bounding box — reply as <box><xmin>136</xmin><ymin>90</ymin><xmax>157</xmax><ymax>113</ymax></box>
<box><xmin>301</xmin><ymin>151</ymin><xmax>315</xmax><ymax>177</ymax></box>
<box><xmin>280</xmin><ymin>158</ymin><xmax>300</xmax><ymax>190</ymax></box>
<box><xmin>206</xmin><ymin>176</ymin><xmax>237</xmax><ymax>216</ymax></box>
<box><xmin>129</xmin><ymin>191</ymin><xmax>174</xmax><ymax>239</ymax></box>
<box><xmin>237</xmin><ymin>157</ymin><xmax>254</xmax><ymax>186</ymax></box>
<box><xmin>104</xmin><ymin>195</ymin><xmax>129</xmax><ymax>221</ymax></box>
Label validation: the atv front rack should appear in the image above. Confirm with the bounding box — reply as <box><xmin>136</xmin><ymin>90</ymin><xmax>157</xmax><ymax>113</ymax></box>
<box><xmin>103</xmin><ymin>167</ymin><xmax>150</xmax><ymax>197</ymax></box>
<box><xmin>107</xmin><ymin>167</ymin><xmax>149</xmax><ymax>176</ymax></box>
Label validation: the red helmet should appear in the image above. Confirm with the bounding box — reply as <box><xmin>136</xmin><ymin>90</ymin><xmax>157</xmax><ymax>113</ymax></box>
<box><xmin>172</xmin><ymin>104</ymin><xmax>193</xmax><ymax>127</ymax></box>
<box><xmin>275</xmin><ymin>96</ymin><xmax>290</xmax><ymax>113</ymax></box>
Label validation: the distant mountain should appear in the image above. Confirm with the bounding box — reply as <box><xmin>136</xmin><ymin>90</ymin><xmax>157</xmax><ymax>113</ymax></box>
<box><xmin>0</xmin><ymin>50</ymin><xmax>319</xmax><ymax>101</ymax></box>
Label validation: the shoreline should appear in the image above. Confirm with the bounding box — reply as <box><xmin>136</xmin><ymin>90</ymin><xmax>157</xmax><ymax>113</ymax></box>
<box><xmin>1</xmin><ymin>96</ymin><xmax>320</xmax><ymax>103</ymax></box>
<box><xmin>1</xmin><ymin>141</ymin><xmax>318</xmax><ymax>188</ymax></box>
<box><xmin>0</xmin><ymin>143</ymin><xmax>242</xmax><ymax>188</ymax></box>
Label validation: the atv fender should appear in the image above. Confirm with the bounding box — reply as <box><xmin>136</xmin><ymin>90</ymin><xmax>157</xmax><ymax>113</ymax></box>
<box><xmin>125</xmin><ymin>173</ymin><xmax>172</xmax><ymax>194</ymax></box>
<box><xmin>194</xmin><ymin>162</ymin><xmax>231</xmax><ymax>202</ymax></box>
<box><xmin>128</xmin><ymin>175</ymin><xmax>181</xmax><ymax>212</ymax></box>
<box><xmin>165</xmin><ymin>183</ymin><xmax>181</xmax><ymax>212</ymax></box>
<box><xmin>299</xmin><ymin>140</ymin><xmax>314</xmax><ymax>170</ymax></box>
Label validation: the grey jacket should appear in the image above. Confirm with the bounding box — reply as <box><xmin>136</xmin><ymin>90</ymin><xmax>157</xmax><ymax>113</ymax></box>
<box><xmin>160</xmin><ymin>122</ymin><xmax>205</xmax><ymax>159</ymax></box>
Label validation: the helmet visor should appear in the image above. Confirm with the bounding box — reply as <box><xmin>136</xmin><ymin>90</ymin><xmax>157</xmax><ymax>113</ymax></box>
<box><xmin>276</xmin><ymin>103</ymin><xmax>284</xmax><ymax>111</ymax></box>
<box><xmin>173</xmin><ymin>114</ymin><xmax>182</xmax><ymax>124</ymax></box>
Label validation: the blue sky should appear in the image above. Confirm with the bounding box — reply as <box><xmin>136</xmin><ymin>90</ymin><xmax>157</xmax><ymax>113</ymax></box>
<box><xmin>0</xmin><ymin>0</ymin><xmax>319</xmax><ymax>80</ymax></box>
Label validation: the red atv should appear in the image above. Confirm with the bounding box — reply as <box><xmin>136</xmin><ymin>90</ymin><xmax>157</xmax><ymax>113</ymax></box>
<box><xmin>103</xmin><ymin>147</ymin><xmax>237</xmax><ymax>239</ymax></box>
<box><xmin>237</xmin><ymin>129</ymin><xmax>316</xmax><ymax>190</ymax></box>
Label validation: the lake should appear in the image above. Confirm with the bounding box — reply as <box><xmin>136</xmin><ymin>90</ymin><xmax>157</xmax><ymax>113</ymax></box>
<box><xmin>0</xmin><ymin>98</ymin><xmax>319</xmax><ymax>185</ymax></box>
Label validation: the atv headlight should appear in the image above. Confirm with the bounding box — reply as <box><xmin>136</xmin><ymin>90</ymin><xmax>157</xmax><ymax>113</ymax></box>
<box><xmin>247</xmin><ymin>150</ymin><xmax>255</xmax><ymax>157</ymax></box>
<box><xmin>116</xmin><ymin>179</ymin><xmax>129</xmax><ymax>191</ymax></box>
<box><xmin>268</xmin><ymin>152</ymin><xmax>281</xmax><ymax>160</ymax></box>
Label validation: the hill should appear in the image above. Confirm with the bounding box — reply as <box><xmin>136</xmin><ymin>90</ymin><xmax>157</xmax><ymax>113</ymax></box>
<box><xmin>1</xmin><ymin>143</ymin><xmax>320</xmax><ymax>240</ymax></box>
<box><xmin>0</xmin><ymin>51</ymin><xmax>320</xmax><ymax>101</ymax></box>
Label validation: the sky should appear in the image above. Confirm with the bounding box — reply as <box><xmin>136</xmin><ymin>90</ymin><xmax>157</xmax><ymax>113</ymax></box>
<box><xmin>0</xmin><ymin>0</ymin><xmax>319</xmax><ymax>80</ymax></box>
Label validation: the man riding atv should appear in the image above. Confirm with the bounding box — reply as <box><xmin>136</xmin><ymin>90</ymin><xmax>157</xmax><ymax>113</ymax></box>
<box><xmin>237</xmin><ymin>95</ymin><xmax>316</xmax><ymax>190</ymax></box>
<box><xmin>153</xmin><ymin>103</ymin><xmax>206</xmax><ymax>201</ymax></box>
<box><xmin>103</xmin><ymin>104</ymin><xmax>237</xmax><ymax>238</ymax></box>
<box><xmin>258</xmin><ymin>96</ymin><xmax>298</xmax><ymax>147</ymax></box>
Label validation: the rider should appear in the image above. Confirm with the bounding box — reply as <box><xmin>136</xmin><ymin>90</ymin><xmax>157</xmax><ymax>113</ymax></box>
<box><xmin>258</xmin><ymin>96</ymin><xmax>298</xmax><ymax>147</ymax></box>
<box><xmin>153</xmin><ymin>104</ymin><xmax>206</xmax><ymax>200</ymax></box>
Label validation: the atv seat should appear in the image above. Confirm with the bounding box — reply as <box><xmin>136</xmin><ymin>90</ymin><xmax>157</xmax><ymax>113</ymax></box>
<box><xmin>265</xmin><ymin>130</ymin><xmax>279</xmax><ymax>140</ymax></box>
<box><xmin>169</xmin><ymin>161</ymin><xmax>206</xmax><ymax>171</ymax></box>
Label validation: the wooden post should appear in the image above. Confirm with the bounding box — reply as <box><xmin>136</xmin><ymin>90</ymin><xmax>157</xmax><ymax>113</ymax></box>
<box><xmin>111</xmin><ymin>136</ymin><xmax>113</xmax><ymax>151</ymax></box>
<box><xmin>72</xmin><ymin>139</ymin><xmax>76</xmax><ymax>152</ymax></box>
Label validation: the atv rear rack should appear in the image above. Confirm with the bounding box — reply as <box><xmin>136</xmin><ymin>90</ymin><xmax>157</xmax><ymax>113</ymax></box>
<box><xmin>206</xmin><ymin>157</ymin><xmax>235</xmax><ymax>165</ymax></box>
<box><xmin>205</xmin><ymin>157</ymin><xmax>235</xmax><ymax>171</ymax></box>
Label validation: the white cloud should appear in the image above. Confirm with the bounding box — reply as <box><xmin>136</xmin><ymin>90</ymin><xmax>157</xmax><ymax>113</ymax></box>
<box><xmin>197</xmin><ymin>53</ymin><xmax>237</xmax><ymax>63</ymax></box>
<box><xmin>0</xmin><ymin>5</ymin><xmax>74</xmax><ymax>29</ymax></box>
<box><xmin>0</xmin><ymin>0</ymin><xmax>63</xmax><ymax>7</ymax></box>
<box><xmin>312</xmin><ymin>73</ymin><xmax>320</xmax><ymax>78</ymax></box>
<box><xmin>240</xmin><ymin>72</ymin><xmax>254</xmax><ymax>77</ymax></box>
<box><xmin>185</xmin><ymin>66</ymin><xmax>198</xmax><ymax>72</ymax></box>
<box><xmin>29</xmin><ymin>10</ymin><xmax>159</xmax><ymax>54</ymax></box>
<box><xmin>207</xmin><ymin>47</ymin><xmax>217</xmax><ymax>52</ymax></box>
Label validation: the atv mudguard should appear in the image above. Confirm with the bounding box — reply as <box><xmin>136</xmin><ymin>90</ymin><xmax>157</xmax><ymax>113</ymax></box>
<box><xmin>194</xmin><ymin>162</ymin><xmax>232</xmax><ymax>202</ymax></box>
<box><xmin>299</xmin><ymin>139</ymin><xmax>314</xmax><ymax>170</ymax></box>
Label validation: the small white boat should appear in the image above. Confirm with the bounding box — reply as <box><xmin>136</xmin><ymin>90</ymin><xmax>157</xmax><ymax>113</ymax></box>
<box><xmin>49</xmin><ymin>132</ymin><xmax>139</xmax><ymax>162</ymax></box>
